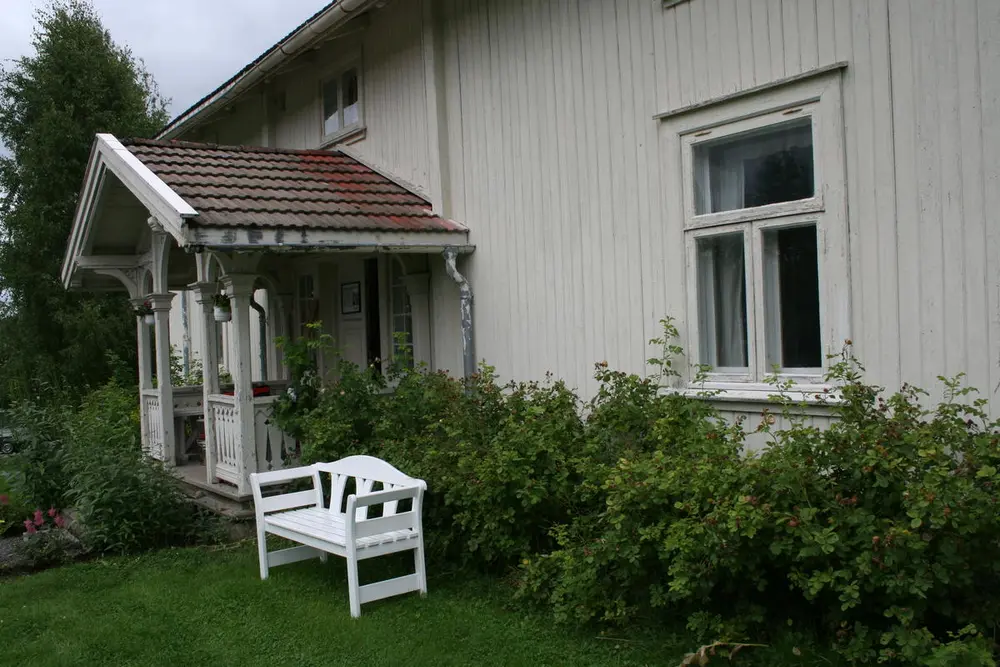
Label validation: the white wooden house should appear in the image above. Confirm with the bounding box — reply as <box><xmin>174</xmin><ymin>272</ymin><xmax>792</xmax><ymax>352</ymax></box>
<box><xmin>60</xmin><ymin>0</ymin><xmax>1000</xmax><ymax>497</ymax></box>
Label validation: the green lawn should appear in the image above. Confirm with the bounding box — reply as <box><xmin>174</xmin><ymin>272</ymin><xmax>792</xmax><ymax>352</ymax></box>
<box><xmin>0</xmin><ymin>544</ymin><xmax>674</xmax><ymax>667</ymax></box>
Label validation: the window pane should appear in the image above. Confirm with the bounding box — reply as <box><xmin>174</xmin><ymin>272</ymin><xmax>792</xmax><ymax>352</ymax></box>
<box><xmin>763</xmin><ymin>225</ymin><xmax>821</xmax><ymax>370</ymax></box>
<box><xmin>343</xmin><ymin>68</ymin><xmax>360</xmax><ymax>127</ymax></box>
<box><xmin>696</xmin><ymin>233</ymin><xmax>748</xmax><ymax>368</ymax></box>
<box><xmin>322</xmin><ymin>78</ymin><xmax>340</xmax><ymax>136</ymax></box>
<box><xmin>694</xmin><ymin>117</ymin><xmax>814</xmax><ymax>214</ymax></box>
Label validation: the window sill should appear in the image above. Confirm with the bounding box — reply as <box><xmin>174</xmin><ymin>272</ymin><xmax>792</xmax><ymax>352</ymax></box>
<box><xmin>674</xmin><ymin>382</ymin><xmax>843</xmax><ymax>406</ymax></box>
<box><xmin>320</xmin><ymin>125</ymin><xmax>367</xmax><ymax>149</ymax></box>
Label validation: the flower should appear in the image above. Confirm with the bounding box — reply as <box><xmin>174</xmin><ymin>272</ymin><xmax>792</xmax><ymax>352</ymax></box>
<box><xmin>47</xmin><ymin>507</ymin><xmax>57</xmax><ymax>518</ymax></box>
<box><xmin>53</xmin><ymin>514</ymin><xmax>66</xmax><ymax>529</ymax></box>
<box><xmin>33</xmin><ymin>509</ymin><xmax>44</xmax><ymax>527</ymax></box>
<box><xmin>24</xmin><ymin>519</ymin><xmax>36</xmax><ymax>534</ymax></box>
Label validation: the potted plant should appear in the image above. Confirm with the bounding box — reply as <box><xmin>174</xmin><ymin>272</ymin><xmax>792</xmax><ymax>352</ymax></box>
<box><xmin>134</xmin><ymin>300</ymin><xmax>155</xmax><ymax>326</ymax></box>
<box><xmin>213</xmin><ymin>293</ymin><xmax>232</xmax><ymax>322</ymax></box>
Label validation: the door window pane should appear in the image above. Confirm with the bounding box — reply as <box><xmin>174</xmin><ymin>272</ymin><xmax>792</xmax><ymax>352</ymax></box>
<box><xmin>322</xmin><ymin>78</ymin><xmax>340</xmax><ymax>136</ymax></box>
<box><xmin>694</xmin><ymin>117</ymin><xmax>814</xmax><ymax>214</ymax></box>
<box><xmin>343</xmin><ymin>68</ymin><xmax>360</xmax><ymax>127</ymax></box>
<box><xmin>696</xmin><ymin>233</ymin><xmax>748</xmax><ymax>369</ymax></box>
<box><xmin>763</xmin><ymin>225</ymin><xmax>821</xmax><ymax>369</ymax></box>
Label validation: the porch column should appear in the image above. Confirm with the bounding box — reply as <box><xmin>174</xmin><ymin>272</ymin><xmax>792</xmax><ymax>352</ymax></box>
<box><xmin>149</xmin><ymin>292</ymin><xmax>176</xmax><ymax>465</ymax></box>
<box><xmin>403</xmin><ymin>273</ymin><xmax>432</xmax><ymax>367</ymax></box>
<box><xmin>191</xmin><ymin>281</ymin><xmax>220</xmax><ymax>484</ymax></box>
<box><xmin>130</xmin><ymin>296</ymin><xmax>154</xmax><ymax>455</ymax></box>
<box><xmin>222</xmin><ymin>273</ymin><xmax>259</xmax><ymax>495</ymax></box>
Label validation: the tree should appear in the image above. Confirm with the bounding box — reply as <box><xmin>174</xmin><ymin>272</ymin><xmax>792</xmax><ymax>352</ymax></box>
<box><xmin>0</xmin><ymin>0</ymin><xmax>168</xmax><ymax>405</ymax></box>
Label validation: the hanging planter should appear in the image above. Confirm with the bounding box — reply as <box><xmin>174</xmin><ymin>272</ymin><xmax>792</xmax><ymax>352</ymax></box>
<box><xmin>134</xmin><ymin>301</ymin><xmax>155</xmax><ymax>326</ymax></box>
<box><xmin>213</xmin><ymin>293</ymin><xmax>232</xmax><ymax>322</ymax></box>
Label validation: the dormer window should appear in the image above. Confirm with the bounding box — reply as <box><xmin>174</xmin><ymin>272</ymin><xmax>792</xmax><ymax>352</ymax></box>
<box><xmin>321</xmin><ymin>65</ymin><xmax>362</xmax><ymax>143</ymax></box>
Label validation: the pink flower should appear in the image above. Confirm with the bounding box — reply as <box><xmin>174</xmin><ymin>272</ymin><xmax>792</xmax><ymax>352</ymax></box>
<box><xmin>24</xmin><ymin>519</ymin><xmax>36</xmax><ymax>534</ymax></box>
<box><xmin>33</xmin><ymin>509</ymin><xmax>44</xmax><ymax>527</ymax></box>
<box><xmin>0</xmin><ymin>494</ymin><xmax>8</xmax><ymax>505</ymax></box>
<box><xmin>53</xmin><ymin>515</ymin><xmax>66</xmax><ymax>529</ymax></box>
<box><xmin>47</xmin><ymin>507</ymin><xmax>57</xmax><ymax>518</ymax></box>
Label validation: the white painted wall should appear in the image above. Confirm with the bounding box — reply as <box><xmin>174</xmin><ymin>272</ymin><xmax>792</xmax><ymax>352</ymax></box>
<box><xmin>175</xmin><ymin>0</ymin><xmax>1000</xmax><ymax>423</ymax></box>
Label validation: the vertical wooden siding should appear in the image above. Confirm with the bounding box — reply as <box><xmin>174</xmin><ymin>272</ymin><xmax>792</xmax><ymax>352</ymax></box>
<box><xmin>438</xmin><ymin>0</ymin><xmax>999</xmax><ymax>415</ymax></box>
<box><xmin>889</xmin><ymin>0</ymin><xmax>1000</xmax><ymax>416</ymax></box>
<box><xmin>351</xmin><ymin>0</ymin><xmax>433</xmax><ymax>194</ymax></box>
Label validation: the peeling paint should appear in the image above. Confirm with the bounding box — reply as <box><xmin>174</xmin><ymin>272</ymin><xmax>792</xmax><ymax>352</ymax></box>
<box><xmin>443</xmin><ymin>247</ymin><xmax>475</xmax><ymax>381</ymax></box>
<box><xmin>221</xmin><ymin>230</ymin><xmax>237</xmax><ymax>244</ymax></box>
<box><xmin>246</xmin><ymin>229</ymin><xmax>263</xmax><ymax>244</ymax></box>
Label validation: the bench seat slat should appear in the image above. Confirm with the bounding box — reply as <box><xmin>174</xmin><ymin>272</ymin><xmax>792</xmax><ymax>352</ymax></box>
<box><xmin>265</xmin><ymin>508</ymin><xmax>418</xmax><ymax>550</ymax></box>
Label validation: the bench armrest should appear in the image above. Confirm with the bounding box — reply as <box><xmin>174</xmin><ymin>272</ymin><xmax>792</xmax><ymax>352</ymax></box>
<box><xmin>250</xmin><ymin>465</ymin><xmax>324</xmax><ymax>517</ymax></box>
<box><xmin>348</xmin><ymin>483</ymin><xmax>425</xmax><ymax>509</ymax></box>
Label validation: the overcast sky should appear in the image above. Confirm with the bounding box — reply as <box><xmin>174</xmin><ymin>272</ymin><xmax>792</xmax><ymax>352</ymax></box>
<box><xmin>0</xmin><ymin>0</ymin><xmax>332</xmax><ymax>120</ymax></box>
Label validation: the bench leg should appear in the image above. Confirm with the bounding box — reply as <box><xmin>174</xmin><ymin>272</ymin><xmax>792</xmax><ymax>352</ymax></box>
<box><xmin>414</xmin><ymin>539</ymin><xmax>428</xmax><ymax>596</ymax></box>
<box><xmin>319</xmin><ymin>552</ymin><xmax>328</xmax><ymax>564</ymax></box>
<box><xmin>257</xmin><ymin>527</ymin><xmax>269</xmax><ymax>581</ymax></box>
<box><xmin>347</xmin><ymin>552</ymin><xmax>361</xmax><ymax>618</ymax></box>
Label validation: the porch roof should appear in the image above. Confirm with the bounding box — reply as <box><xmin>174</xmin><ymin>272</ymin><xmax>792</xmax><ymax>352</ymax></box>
<box><xmin>61</xmin><ymin>134</ymin><xmax>471</xmax><ymax>290</ymax></box>
<box><xmin>122</xmin><ymin>138</ymin><xmax>464</xmax><ymax>235</ymax></box>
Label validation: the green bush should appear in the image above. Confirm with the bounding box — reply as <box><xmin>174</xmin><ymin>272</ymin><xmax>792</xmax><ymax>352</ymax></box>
<box><xmin>65</xmin><ymin>383</ymin><xmax>206</xmax><ymax>554</ymax></box>
<box><xmin>273</xmin><ymin>322</ymin><xmax>1000</xmax><ymax>664</ymax></box>
<box><xmin>7</xmin><ymin>396</ymin><xmax>74</xmax><ymax>508</ymax></box>
<box><xmin>517</xmin><ymin>351</ymin><xmax>1000</xmax><ymax>664</ymax></box>
<box><xmin>7</xmin><ymin>383</ymin><xmax>208</xmax><ymax>555</ymax></box>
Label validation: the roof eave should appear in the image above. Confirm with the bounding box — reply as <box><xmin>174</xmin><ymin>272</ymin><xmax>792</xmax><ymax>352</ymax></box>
<box><xmin>157</xmin><ymin>0</ymin><xmax>379</xmax><ymax>140</ymax></box>
<box><xmin>61</xmin><ymin>134</ymin><xmax>199</xmax><ymax>289</ymax></box>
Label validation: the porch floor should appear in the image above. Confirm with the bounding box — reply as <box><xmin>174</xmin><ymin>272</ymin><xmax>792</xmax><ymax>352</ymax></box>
<box><xmin>172</xmin><ymin>464</ymin><xmax>254</xmax><ymax>520</ymax></box>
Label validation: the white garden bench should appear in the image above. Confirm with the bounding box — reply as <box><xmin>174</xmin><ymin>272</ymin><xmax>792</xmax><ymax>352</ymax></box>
<box><xmin>249</xmin><ymin>455</ymin><xmax>427</xmax><ymax>618</ymax></box>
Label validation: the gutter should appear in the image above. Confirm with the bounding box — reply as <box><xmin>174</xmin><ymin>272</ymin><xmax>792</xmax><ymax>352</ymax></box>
<box><xmin>443</xmin><ymin>247</ymin><xmax>475</xmax><ymax>382</ymax></box>
<box><xmin>158</xmin><ymin>0</ymin><xmax>378</xmax><ymax>140</ymax></box>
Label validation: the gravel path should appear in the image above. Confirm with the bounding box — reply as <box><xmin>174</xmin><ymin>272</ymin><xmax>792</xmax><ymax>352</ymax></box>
<box><xmin>0</xmin><ymin>535</ymin><xmax>27</xmax><ymax>572</ymax></box>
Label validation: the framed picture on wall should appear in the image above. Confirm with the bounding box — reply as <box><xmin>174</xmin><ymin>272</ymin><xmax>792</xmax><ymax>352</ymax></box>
<box><xmin>341</xmin><ymin>281</ymin><xmax>362</xmax><ymax>315</ymax></box>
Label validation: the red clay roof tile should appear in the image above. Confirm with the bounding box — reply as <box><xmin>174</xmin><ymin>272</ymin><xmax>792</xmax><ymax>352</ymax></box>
<box><xmin>121</xmin><ymin>138</ymin><xmax>465</xmax><ymax>234</ymax></box>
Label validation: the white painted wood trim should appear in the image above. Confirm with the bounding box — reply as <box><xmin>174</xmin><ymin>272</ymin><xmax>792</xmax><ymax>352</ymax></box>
<box><xmin>188</xmin><ymin>225</ymin><xmax>471</xmax><ymax>250</ymax></box>
<box><xmin>358</xmin><ymin>574</ymin><xmax>421</xmax><ymax>604</ymax></box>
<box><xmin>653</xmin><ymin>62</ymin><xmax>849</xmax><ymax>121</ymax></box>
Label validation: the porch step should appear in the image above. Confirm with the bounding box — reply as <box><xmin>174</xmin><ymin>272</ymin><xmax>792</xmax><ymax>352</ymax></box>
<box><xmin>171</xmin><ymin>465</ymin><xmax>255</xmax><ymax>521</ymax></box>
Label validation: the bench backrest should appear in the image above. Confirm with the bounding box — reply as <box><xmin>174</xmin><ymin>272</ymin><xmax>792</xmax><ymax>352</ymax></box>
<box><xmin>314</xmin><ymin>455</ymin><xmax>426</xmax><ymax>521</ymax></box>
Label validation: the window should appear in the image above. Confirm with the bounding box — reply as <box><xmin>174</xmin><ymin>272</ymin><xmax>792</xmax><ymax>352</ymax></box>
<box><xmin>321</xmin><ymin>66</ymin><xmax>361</xmax><ymax>142</ymax></box>
<box><xmin>672</xmin><ymin>71</ymin><xmax>848</xmax><ymax>387</ymax></box>
<box><xmin>389</xmin><ymin>262</ymin><xmax>414</xmax><ymax>368</ymax></box>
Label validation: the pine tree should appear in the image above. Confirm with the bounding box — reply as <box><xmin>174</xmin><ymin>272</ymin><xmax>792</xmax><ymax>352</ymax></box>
<box><xmin>0</xmin><ymin>0</ymin><xmax>168</xmax><ymax>404</ymax></box>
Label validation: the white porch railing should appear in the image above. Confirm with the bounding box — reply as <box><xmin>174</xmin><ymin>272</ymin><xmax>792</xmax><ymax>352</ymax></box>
<box><xmin>207</xmin><ymin>394</ymin><xmax>240</xmax><ymax>485</ymax></box>
<box><xmin>141</xmin><ymin>389</ymin><xmax>164</xmax><ymax>461</ymax></box>
<box><xmin>253</xmin><ymin>396</ymin><xmax>297</xmax><ymax>472</ymax></box>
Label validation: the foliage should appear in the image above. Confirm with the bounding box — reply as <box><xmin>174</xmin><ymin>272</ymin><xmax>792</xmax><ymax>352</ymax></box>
<box><xmin>6</xmin><ymin>395</ymin><xmax>74</xmax><ymax>508</ymax></box>
<box><xmin>64</xmin><ymin>383</ymin><xmax>208</xmax><ymax>554</ymax></box>
<box><xmin>0</xmin><ymin>0</ymin><xmax>169</xmax><ymax>406</ymax></box>
<box><xmin>0</xmin><ymin>466</ymin><xmax>33</xmax><ymax>537</ymax></box>
<box><xmin>169</xmin><ymin>345</ymin><xmax>203</xmax><ymax>387</ymax></box>
<box><xmin>516</xmin><ymin>347</ymin><xmax>1000</xmax><ymax>664</ymax></box>
<box><xmin>274</xmin><ymin>320</ymin><xmax>1000</xmax><ymax>664</ymax></box>
<box><xmin>15</xmin><ymin>506</ymin><xmax>80</xmax><ymax>568</ymax></box>
<box><xmin>8</xmin><ymin>383</ymin><xmax>209</xmax><ymax>555</ymax></box>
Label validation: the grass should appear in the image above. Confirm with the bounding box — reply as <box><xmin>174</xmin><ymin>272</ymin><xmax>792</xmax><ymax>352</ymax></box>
<box><xmin>0</xmin><ymin>543</ymin><xmax>682</xmax><ymax>667</ymax></box>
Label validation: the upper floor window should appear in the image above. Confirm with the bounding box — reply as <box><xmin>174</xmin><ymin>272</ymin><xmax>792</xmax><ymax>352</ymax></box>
<box><xmin>321</xmin><ymin>65</ymin><xmax>361</xmax><ymax>143</ymax></box>
<box><xmin>666</xmin><ymin>70</ymin><xmax>849</xmax><ymax>389</ymax></box>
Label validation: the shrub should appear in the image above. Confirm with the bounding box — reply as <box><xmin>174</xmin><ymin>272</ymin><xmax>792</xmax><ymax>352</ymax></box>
<box><xmin>7</xmin><ymin>396</ymin><xmax>74</xmax><ymax>508</ymax></box>
<box><xmin>272</xmin><ymin>321</ymin><xmax>1000</xmax><ymax>663</ymax></box>
<box><xmin>65</xmin><ymin>383</ymin><xmax>206</xmax><ymax>554</ymax></box>
<box><xmin>517</xmin><ymin>349</ymin><xmax>1000</xmax><ymax>664</ymax></box>
<box><xmin>15</xmin><ymin>507</ymin><xmax>81</xmax><ymax>568</ymax></box>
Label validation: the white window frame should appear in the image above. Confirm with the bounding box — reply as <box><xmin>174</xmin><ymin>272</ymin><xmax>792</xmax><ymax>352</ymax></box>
<box><xmin>319</xmin><ymin>60</ymin><xmax>364</xmax><ymax>145</ymax></box>
<box><xmin>664</xmin><ymin>70</ymin><xmax>849</xmax><ymax>395</ymax></box>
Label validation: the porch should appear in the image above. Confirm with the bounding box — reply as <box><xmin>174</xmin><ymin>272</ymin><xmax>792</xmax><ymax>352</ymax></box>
<box><xmin>61</xmin><ymin>135</ymin><xmax>474</xmax><ymax>500</ymax></box>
